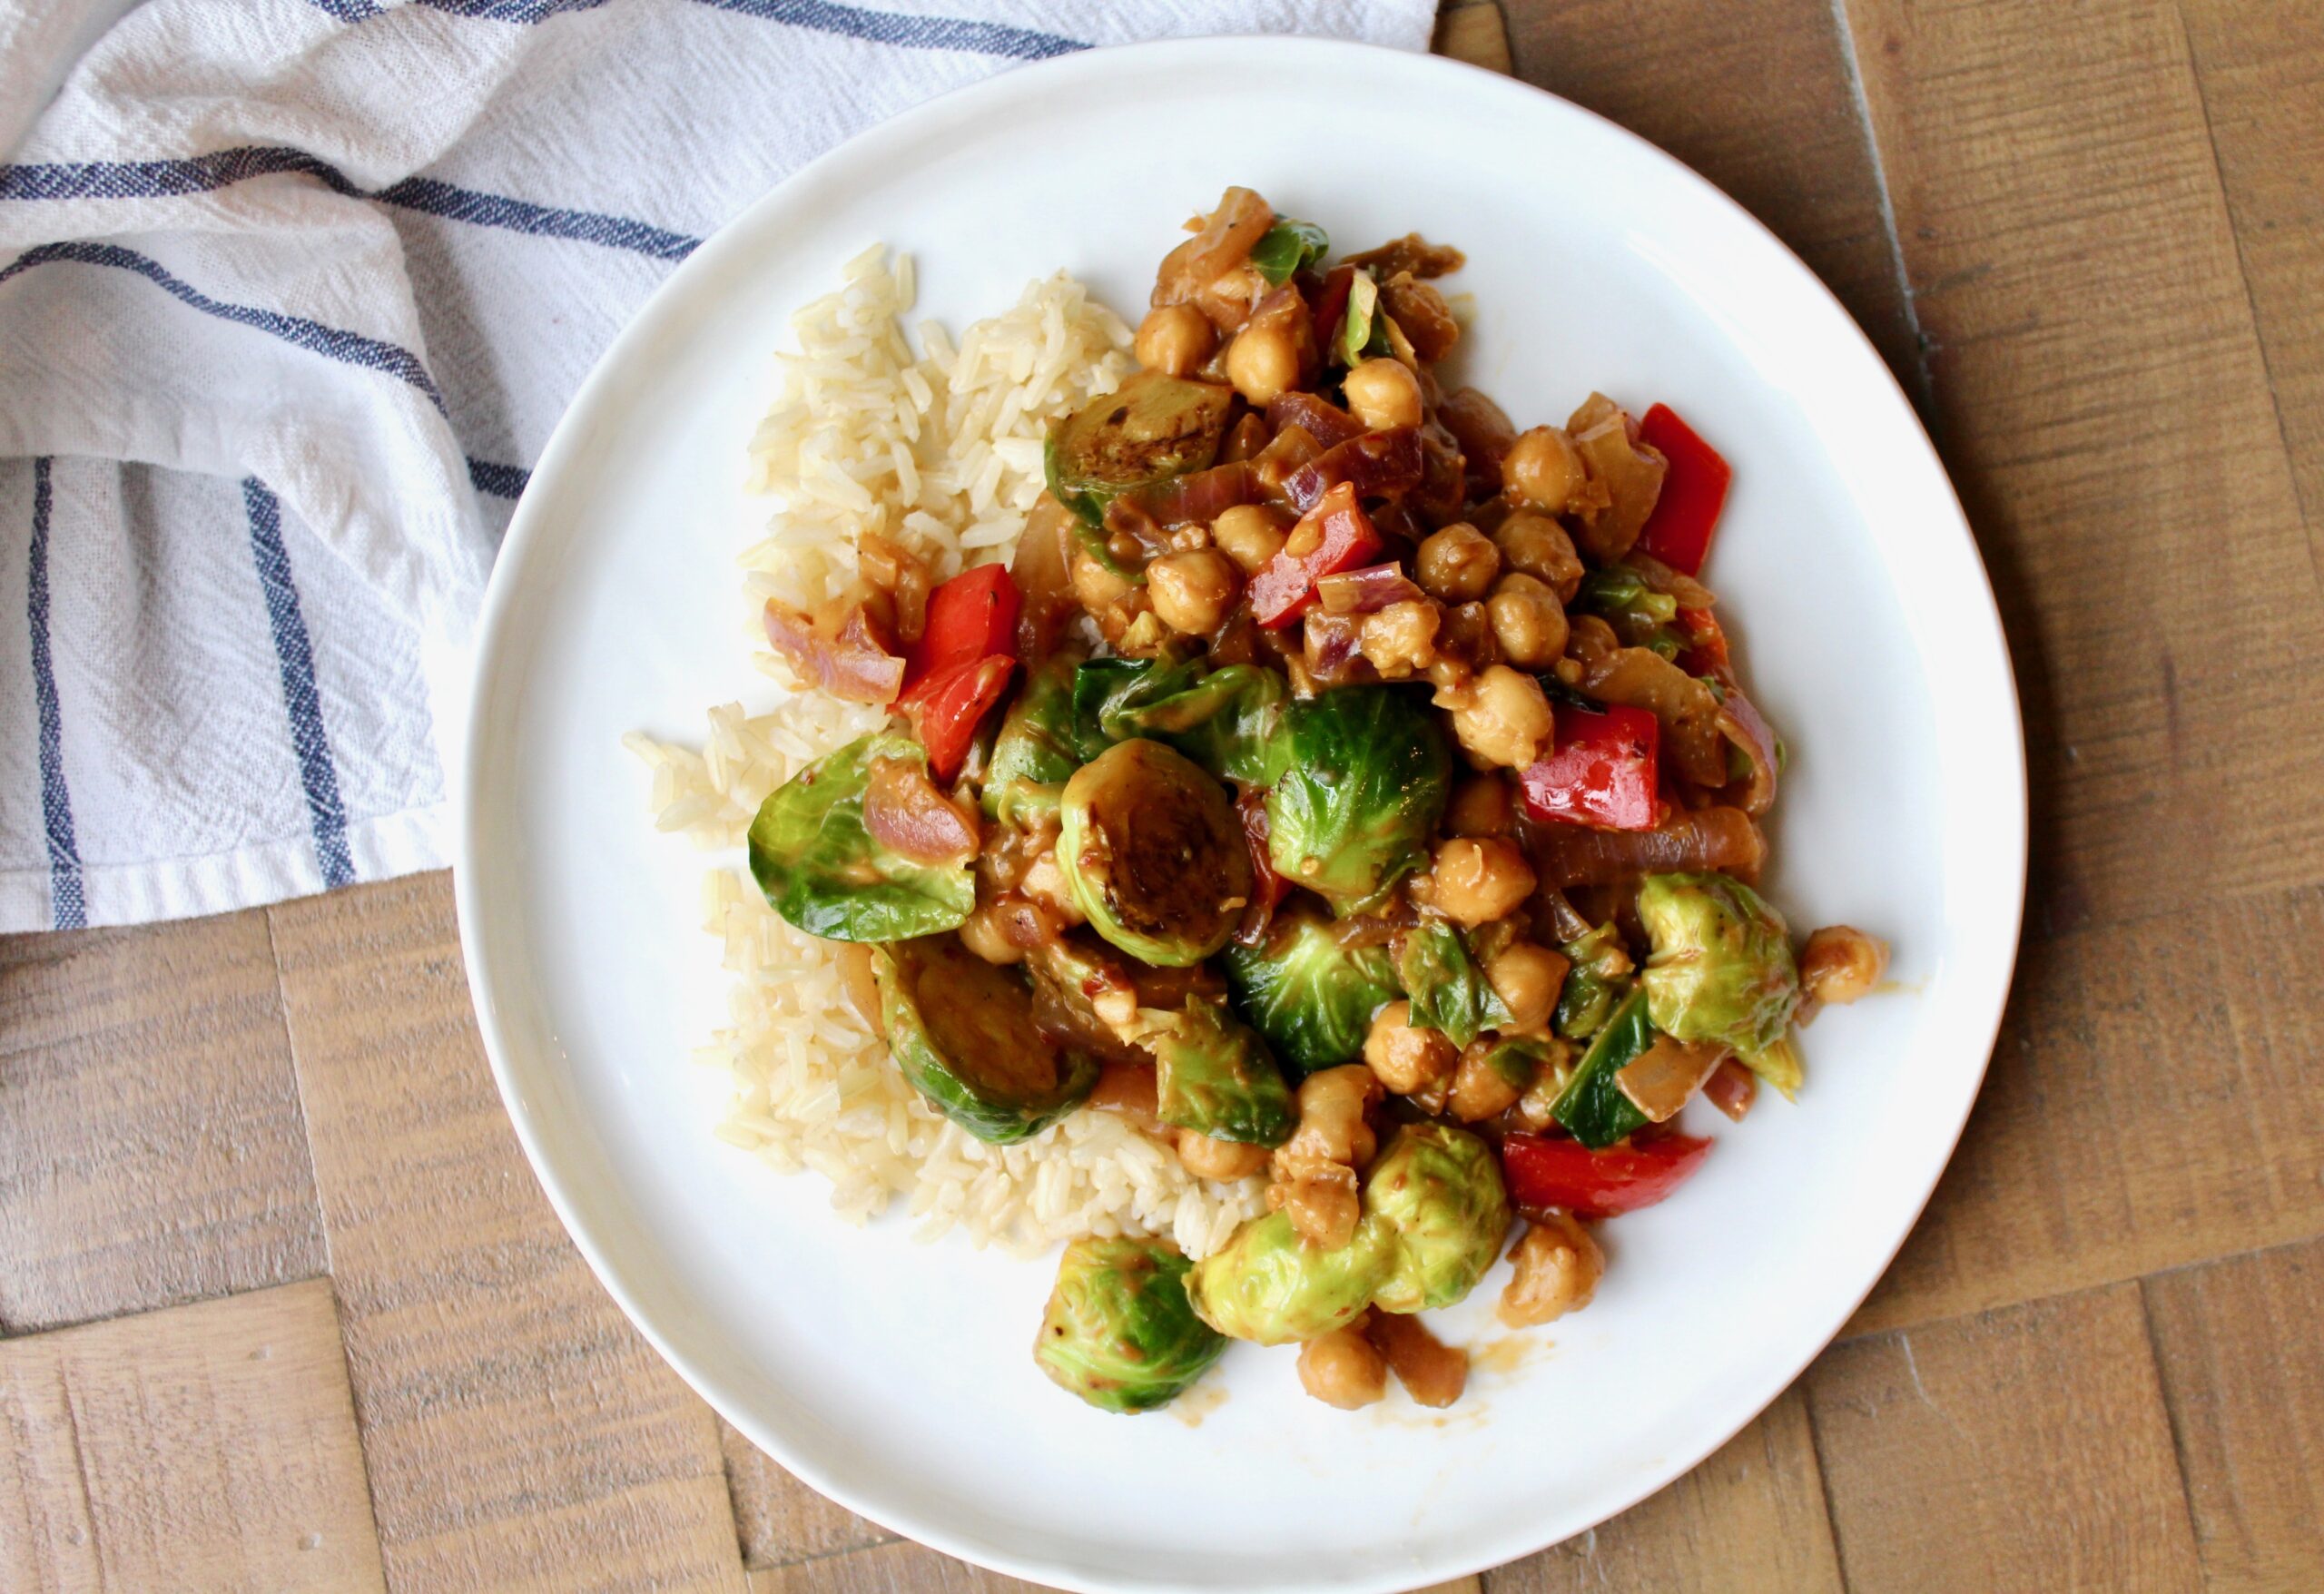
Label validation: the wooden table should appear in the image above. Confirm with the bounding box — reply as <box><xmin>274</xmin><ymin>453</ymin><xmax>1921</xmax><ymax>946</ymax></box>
<box><xmin>5</xmin><ymin>2</ymin><xmax>2321</xmax><ymax>1589</ymax></box>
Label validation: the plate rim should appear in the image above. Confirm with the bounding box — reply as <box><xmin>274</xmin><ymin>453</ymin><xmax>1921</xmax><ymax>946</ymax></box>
<box><xmin>453</xmin><ymin>33</ymin><xmax>2027</xmax><ymax>1592</ymax></box>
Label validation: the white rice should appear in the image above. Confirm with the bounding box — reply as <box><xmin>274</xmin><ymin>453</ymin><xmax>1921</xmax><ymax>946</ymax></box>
<box><xmin>626</xmin><ymin>249</ymin><xmax>1266</xmax><ymax>1257</ymax></box>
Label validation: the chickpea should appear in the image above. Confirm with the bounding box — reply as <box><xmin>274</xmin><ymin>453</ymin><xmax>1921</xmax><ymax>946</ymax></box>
<box><xmin>1275</xmin><ymin>1159</ymin><xmax>1363</xmax><ymax>1249</ymax></box>
<box><xmin>1445</xmin><ymin>664</ymin><xmax>1554</xmax><ymax>770</ymax></box>
<box><xmin>1298</xmin><ymin>1319</ymin><xmax>1388</xmax><ymax>1410</ymax></box>
<box><xmin>1486</xmin><ymin>572</ymin><xmax>1571</xmax><ymax>668</ymax></box>
<box><xmin>1146</xmin><ymin>548</ymin><xmax>1241</xmax><ymax>635</ymax></box>
<box><xmin>1341</xmin><ymin>356</ymin><xmax>1423</xmax><ymax>430</ymax></box>
<box><xmin>1133</xmin><ymin>303</ymin><xmax>1216</xmax><ymax>377</ymax></box>
<box><xmin>1365</xmin><ymin>1311</ymin><xmax>1467</xmax><ymax>1407</ymax></box>
<box><xmin>1485</xmin><ymin>941</ymin><xmax>1571</xmax><ymax>1032</ymax></box>
<box><xmin>957</xmin><ymin>900</ymin><xmax>1025</xmax><ymax>966</ymax></box>
<box><xmin>1210</xmin><ymin>504</ymin><xmax>1288</xmax><ymax>574</ymax></box>
<box><xmin>1357</xmin><ymin>599</ymin><xmax>1440</xmax><ymax>680</ymax></box>
<box><xmin>1800</xmin><ymin>925</ymin><xmax>1889</xmax><ymax>1006</ymax></box>
<box><xmin>1443</xmin><ymin>772</ymin><xmax>1514</xmax><ymax>838</ymax></box>
<box><xmin>1283</xmin><ymin>1064</ymin><xmax>1383</xmax><ymax>1168</ymax></box>
<box><xmin>1448</xmin><ymin>1039</ymin><xmax>1526</xmax><ymax>1123</ymax></box>
<box><xmin>1018</xmin><ymin>850</ymin><xmax>1085</xmax><ymax>930</ymax></box>
<box><xmin>1225</xmin><ymin>320</ymin><xmax>1302</xmax><ymax>404</ymax></box>
<box><xmin>1177</xmin><ymin>1128</ymin><xmax>1270</xmax><ymax>1181</ymax></box>
<box><xmin>1364</xmin><ymin>999</ymin><xmax>1457</xmax><ymax>1095</ymax></box>
<box><xmin>1498</xmin><ymin>1213</ymin><xmax>1604</xmax><ymax>1327</ymax></box>
<box><xmin>1068</xmin><ymin>542</ymin><xmax>1133</xmax><ymax>615</ymax></box>
<box><xmin>1427</xmin><ymin>837</ymin><xmax>1537</xmax><ymax>927</ymax></box>
<box><xmin>1502</xmin><ymin>425</ymin><xmax>1589</xmax><ymax>513</ymax></box>
<box><xmin>1413</xmin><ymin>523</ymin><xmax>1502</xmax><ymax>603</ymax></box>
<box><xmin>1493</xmin><ymin>510</ymin><xmax>1587</xmax><ymax>604</ymax></box>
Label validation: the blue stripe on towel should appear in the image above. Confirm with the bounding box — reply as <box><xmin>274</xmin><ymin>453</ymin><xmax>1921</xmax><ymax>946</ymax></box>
<box><xmin>467</xmin><ymin>458</ymin><xmax>532</xmax><ymax>498</ymax></box>
<box><xmin>26</xmin><ymin>458</ymin><xmax>87</xmax><ymax>930</ymax></box>
<box><xmin>0</xmin><ymin>241</ymin><xmax>448</xmax><ymax>412</ymax></box>
<box><xmin>692</xmin><ymin>0</ymin><xmax>1086</xmax><ymax>57</ymax></box>
<box><xmin>244</xmin><ymin>479</ymin><xmax>357</xmax><ymax>890</ymax></box>
<box><xmin>0</xmin><ymin>150</ymin><xmax>704</xmax><ymax>262</ymax></box>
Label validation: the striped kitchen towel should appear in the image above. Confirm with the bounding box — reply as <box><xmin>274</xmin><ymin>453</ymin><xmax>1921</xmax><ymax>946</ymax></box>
<box><xmin>0</xmin><ymin>0</ymin><xmax>1436</xmax><ymax>933</ymax></box>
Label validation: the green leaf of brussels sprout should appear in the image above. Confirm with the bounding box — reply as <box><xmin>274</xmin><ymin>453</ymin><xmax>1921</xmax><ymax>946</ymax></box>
<box><xmin>1334</xmin><ymin>270</ymin><xmax>1388</xmax><ymax>367</ymax></box>
<box><xmin>747</xmin><ymin>732</ymin><xmax>975</xmax><ymax>942</ymax></box>
<box><xmin>1265</xmin><ymin>686</ymin><xmax>1452</xmax><ymax>917</ymax></box>
<box><xmin>1132</xmin><ymin>994</ymin><xmax>1295</xmax><ymax>1147</ymax></box>
<box><xmin>1363</xmin><ymin>1122</ymin><xmax>1512</xmax><ymax>1314</ymax></box>
<box><xmin>875</xmin><ymin>937</ymin><xmax>1098</xmax><ymax>1144</ymax></box>
<box><xmin>1553</xmin><ymin>922</ymin><xmax>1633</xmax><ymax>1041</ymax></box>
<box><xmin>1248</xmin><ymin>218</ymin><xmax>1330</xmax><ymax>287</ymax></box>
<box><xmin>1395</xmin><ymin>918</ymin><xmax>1513</xmax><ymax>1048</ymax></box>
<box><xmin>1070</xmin><ymin>649</ymin><xmax>1292</xmax><ymax>785</ymax></box>
<box><xmin>1187</xmin><ymin>1208</ymin><xmax>1395</xmax><ymax>1346</ymax></box>
<box><xmin>1635</xmin><ymin>871</ymin><xmax>1802</xmax><ymax>1089</ymax></box>
<box><xmin>1045</xmin><ymin>369</ymin><xmax>1235</xmax><ymax>530</ymax></box>
<box><xmin>1221</xmin><ymin>909</ymin><xmax>1402</xmax><ymax>1078</ymax></box>
<box><xmin>1035</xmin><ymin>1236</ymin><xmax>1225</xmax><ymax>1413</ymax></box>
<box><xmin>1059</xmin><ymin>740</ymin><xmax>1251</xmax><ymax>968</ymax></box>
<box><xmin>982</xmin><ymin>656</ymin><xmax>1081</xmax><ymax>826</ymax></box>
<box><xmin>1479</xmin><ymin>1032</ymin><xmax>1557</xmax><ymax>1093</ymax></box>
<box><xmin>1549</xmin><ymin>986</ymin><xmax>1656</xmax><ymax>1148</ymax></box>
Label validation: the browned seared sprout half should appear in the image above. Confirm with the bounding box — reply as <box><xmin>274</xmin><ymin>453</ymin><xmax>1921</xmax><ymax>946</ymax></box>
<box><xmin>1058</xmin><ymin>739</ymin><xmax>1251</xmax><ymax>968</ymax></box>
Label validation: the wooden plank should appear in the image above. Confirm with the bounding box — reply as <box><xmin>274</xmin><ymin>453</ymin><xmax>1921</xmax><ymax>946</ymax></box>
<box><xmin>2142</xmin><ymin>1235</ymin><xmax>2324</xmax><ymax>1589</ymax></box>
<box><xmin>0</xmin><ymin>1280</ymin><xmax>386</xmax><ymax>1593</ymax></box>
<box><xmin>749</xmin><ymin>1545</ymin><xmax>1476</xmax><ymax>1594</ymax></box>
<box><xmin>2180</xmin><ymin>0</ymin><xmax>2324</xmax><ymax>542</ymax></box>
<box><xmin>1806</xmin><ymin>1284</ymin><xmax>2201</xmax><ymax>1590</ymax></box>
<box><xmin>1433</xmin><ymin>0</ymin><xmax>1512</xmax><ymax>74</ymax></box>
<box><xmin>267</xmin><ymin>874</ymin><xmax>745</xmax><ymax>1593</ymax></box>
<box><xmin>1499</xmin><ymin>0</ymin><xmax>1921</xmax><ymax>392</ymax></box>
<box><xmin>0</xmin><ymin>910</ymin><xmax>324</xmax><ymax>1333</ymax></box>
<box><xmin>1484</xmin><ymin>1386</ymin><xmax>1839</xmax><ymax>1593</ymax></box>
<box><xmin>719</xmin><ymin>1417</ymin><xmax>891</xmax><ymax>1569</ymax></box>
<box><xmin>1850</xmin><ymin>885</ymin><xmax>2324</xmax><ymax>1333</ymax></box>
<box><xmin>1842</xmin><ymin>0</ymin><xmax>2324</xmax><ymax>933</ymax></box>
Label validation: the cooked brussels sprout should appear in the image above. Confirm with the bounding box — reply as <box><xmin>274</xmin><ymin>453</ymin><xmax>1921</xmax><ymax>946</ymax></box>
<box><xmin>1478</xmin><ymin>1032</ymin><xmax>1558</xmax><ymax>1093</ymax></box>
<box><xmin>1554</xmin><ymin>921</ymin><xmax>1633</xmax><ymax>1041</ymax></box>
<box><xmin>1221</xmin><ymin>909</ymin><xmax>1402</xmax><ymax>1077</ymax></box>
<box><xmin>1636</xmin><ymin>871</ymin><xmax>1801</xmax><ymax>1091</ymax></box>
<box><xmin>1364</xmin><ymin>1122</ymin><xmax>1512</xmax><ymax>1314</ymax></box>
<box><xmin>1132</xmin><ymin>994</ymin><xmax>1295</xmax><ymax>1146</ymax></box>
<box><xmin>1046</xmin><ymin>369</ymin><xmax>1236</xmax><ymax>529</ymax></box>
<box><xmin>1575</xmin><ymin>566</ymin><xmax>1684</xmax><ymax>658</ymax></box>
<box><xmin>1265</xmin><ymin>687</ymin><xmax>1452</xmax><ymax>916</ymax></box>
<box><xmin>875</xmin><ymin>937</ymin><xmax>1098</xmax><ymax>1144</ymax></box>
<box><xmin>748</xmin><ymin>732</ymin><xmax>975</xmax><ymax>942</ymax></box>
<box><xmin>982</xmin><ymin>656</ymin><xmax>1081</xmax><ymax>826</ymax></box>
<box><xmin>1396</xmin><ymin>918</ymin><xmax>1512</xmax><ymax>1048</ymax></box>
<box><xmin>1073</xmin><ymin>649</ymin><xmax>1290</xmax><ymax>785</ymax></box>
<box><xmin>1034</xmin><ymin>1236</ymin><xmax>1225</xmax><ymax>1413</ymax></box>
<box><xmin>1058</xmin><ymin>740</ymin><xmax>1251</xmax><ymax>968</ymax></box>
<box><xmin>1248</xmin><ymin>217</ymin><xmax>1329</xmax><ymax>287</ymax></box>
<box><xmin>1550</xmin><ymin>985</ymin><xmax>1655</xmax><ymax>1148</ymax></box>
<box><xmin>1187</xmin><ymin>1209</ymin><xmax>1394</xmax><ymax>1346</ymax></box>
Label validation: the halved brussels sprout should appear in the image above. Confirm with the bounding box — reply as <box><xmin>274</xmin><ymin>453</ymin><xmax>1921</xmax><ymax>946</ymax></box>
<box><xmin>1187</xmin><ymin>1209</ymin><xmax>1394</xmax><ymax>1346</ymax></box>
<box><xmin>1132</xmin><ymin>994</ymin><xmax>1295</xmax><ymax>1146</ymax></box>
<box><xmin>1636</xmin><ymin>871</ymin><xmax>1801</xmax><ymax>1092</ymax></box>
<box><xmin>1396</xmin><ymin>919</ymin><xmax>1512</xmax><ymax>1048</ymax></box>
<box><xmin>1221</xmin><ymin>908</ymin><xmax>1402</xmax><ymax>1077</ymax></box>
<box><xmin>1058</xmin><ymin>740</ymin><xmax>1251</xmax><ymax>968</ymax></box>
<box><xmin>749</xmin><ymin>732</ymin><xmax>974</xmax><ymax>942</ymax></box>
<box><xmin>1035</xmin><ymin>1236</ymin><xmax>1225</xmax><ymax>1413</ymax></box>
<box><xmin>982</xmin><ymin>655</ymin><xmax>1082</xmax><ymax>826</ymax></box>
<box><xmin>1265</xmin><ymin>687</ymin><xmax>1452</xmax><ymax>916</ymax></box>
<box><xmin>875</xmin><ymin>937</ymin><xmax>1098</xmax><ymax>1144</ymax></box>
<box><xmin>1046</xmin><ymin>369</ymin><xmax>1236</xmax><ymax>528</ymax></box>
<box><xmin>1073</xmin><ymin>649</ymin><xmax>1291</xmax><ymax>786</ymax></box>
<box><xmin>1364</xmin><ymin>1122</ymin><xmax>1512</xmax><ymax>1314</ymax></box>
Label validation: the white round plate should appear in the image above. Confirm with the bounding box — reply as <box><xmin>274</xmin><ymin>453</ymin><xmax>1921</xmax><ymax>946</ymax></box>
<box><xmin>457</xmin><ymin>35</ymin><xmax>2024</xmax><ymax>1594</ymax></box>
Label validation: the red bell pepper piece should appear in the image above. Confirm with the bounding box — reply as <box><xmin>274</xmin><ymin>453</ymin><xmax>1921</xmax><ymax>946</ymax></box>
<box><xmin>1248</xmin><ymin>481</ymin><xmax>1384</xmax><ymax>628</ymax></box>
<box><xmin>903</xmin><ymin>654</ymin><xmax>1014</xmax><ymax>782</ymax></box>
<box><xmin>1518</xmin><ymin>704</ymin><xmax>1661</xmax><ymax>831</ymax></box>
<box><xmin>901</xmin><ymin>565</ymin><xmax>1020</xmax><ymax>700</ymax></box>
<box><xmin>1634</xmin><ymin>404</ymin><xmax>1732</xmax><ymax>577</ymax></box>
<box><xmin>1675</xmin><ymin>605</ymin><xmax>1728</xmax><ymax>678</ymax></box>
<box><xmin>1501</xmin><ymin>1131</ymin><xmax>1712</xmax><ymax>1221</ymax></box>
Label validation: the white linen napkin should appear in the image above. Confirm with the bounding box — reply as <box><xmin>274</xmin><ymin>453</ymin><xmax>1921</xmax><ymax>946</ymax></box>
<box><xmin>0</xmin><ymin>0</ymin><xmax>1435</xmax><ymax>931</ymax></box>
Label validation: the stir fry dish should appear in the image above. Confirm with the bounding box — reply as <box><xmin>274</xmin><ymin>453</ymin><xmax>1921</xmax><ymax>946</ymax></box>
<box><xmin>743</xmin><ymin>190</ymin><xmax>1888</xmax><ymax>1414</ymax></box>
